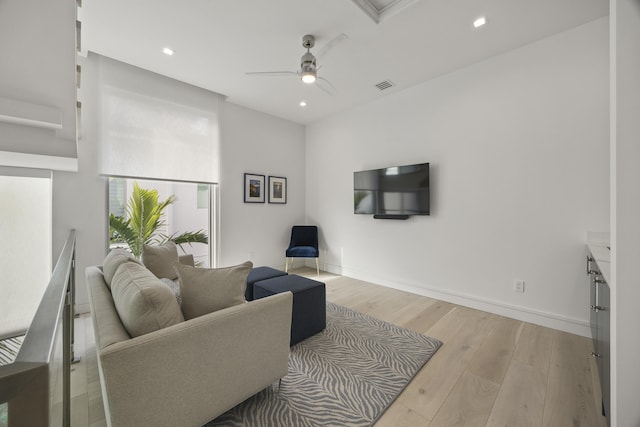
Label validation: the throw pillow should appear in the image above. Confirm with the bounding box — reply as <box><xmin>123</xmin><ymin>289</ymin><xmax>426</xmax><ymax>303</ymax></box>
<box><xmin>111</xmin><ymin>262</ymin><xmax>184</xmax><ymax>337</ymax></box>
<box><xmin>160</xmin><ymin>278</ymin><xmax>182</xmax><ymax>305</ymax></box>
<box><xmin>178</xmin><ymin>253</ymin><xmax>195</xmax><ymax>267</ymax></box>
<box><xmin>103</xmin><ymin>248</ymin><xmax>141</xmax><ymax>288</ymax></box>
<box><xmin>175</xmin><ymin>261</ymin><xmax>252</xmax><ymax>320</ymax></box>
<box><xmin>142</xmin><ymin>242</ymin><xmax>179</xmax><ymax>280</ymax></box>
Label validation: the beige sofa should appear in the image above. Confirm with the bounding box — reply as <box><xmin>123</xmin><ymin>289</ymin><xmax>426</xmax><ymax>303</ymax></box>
<box><xmin>86</xmin><ymin>265</ymin><xmax>293</xmax><ymax>427</ymax></box>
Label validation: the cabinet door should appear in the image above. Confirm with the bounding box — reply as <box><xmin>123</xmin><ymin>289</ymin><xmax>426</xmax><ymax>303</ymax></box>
<box><xmin>599</xmin><ymin>281</ymin><xmax>610</xmax><ymax>422</ymax></box>
<box><xmin>590</xmin><ymin>273</ymin><xmax>599</xmax><ymax>356</ymax></box>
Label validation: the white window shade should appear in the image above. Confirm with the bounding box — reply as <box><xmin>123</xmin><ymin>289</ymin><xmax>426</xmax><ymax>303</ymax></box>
<box><xmin>0</xmin><ymin>170</ymin><xmax>52</xmax><ymax>338</ymax></box>
<box><xmin>94</xmin><ymin>54</ymin><xmax>221</xmax><ymax>183</ymax></box>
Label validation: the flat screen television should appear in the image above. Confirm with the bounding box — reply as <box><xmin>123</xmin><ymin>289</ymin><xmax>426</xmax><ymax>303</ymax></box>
<box><xmin>354</xmin><ymin>162</ymin><xmax>429</xmax><ymax>218</ymax></box>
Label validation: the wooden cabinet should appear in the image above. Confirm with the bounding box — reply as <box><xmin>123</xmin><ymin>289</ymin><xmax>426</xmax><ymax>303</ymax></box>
<box><xmin>587</xmin><ymin>253</ymin><xmax>610</xmax><ymax>426</ymax></box>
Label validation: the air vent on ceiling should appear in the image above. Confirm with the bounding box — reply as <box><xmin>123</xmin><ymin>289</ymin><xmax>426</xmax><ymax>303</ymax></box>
<box><xmin>375</xmin><ymin>80</ymin><xmax>395</xmax><ymax>91</ymax></box>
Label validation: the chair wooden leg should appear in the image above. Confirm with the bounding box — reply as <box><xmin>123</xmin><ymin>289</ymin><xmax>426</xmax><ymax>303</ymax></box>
<box><xmin>285</xmin><ymin>257</ymin><xmax>289</xmax><ymax>272</ymax></box>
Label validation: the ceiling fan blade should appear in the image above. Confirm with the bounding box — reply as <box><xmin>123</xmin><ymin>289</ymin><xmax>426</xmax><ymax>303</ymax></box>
<box><xmin>316</xmin><ymin>33</ymin><xmax>349</xmax><ymax>60</ymax></box>
<box><xmin>245</xmin><ymin>71</ymin><xmax>298</xmax><ymax>77</ymax></box>
<box><xmin>316</xmin><ymin>76</ymin><xmax>336</xmax><ymax>96</ymax></box>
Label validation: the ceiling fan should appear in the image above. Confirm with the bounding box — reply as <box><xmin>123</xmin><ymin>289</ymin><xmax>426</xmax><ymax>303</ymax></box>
<box><xmin>246</xmin><ymin>33</ymin><xmax>348</xmax><ymax>95</ymax></box>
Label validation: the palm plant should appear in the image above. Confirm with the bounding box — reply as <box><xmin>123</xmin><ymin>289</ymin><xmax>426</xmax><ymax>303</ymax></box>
<box><xmin>109</xmin><ymin>181</ymin><xmax>208</xmax><ymax>258</ymax></box>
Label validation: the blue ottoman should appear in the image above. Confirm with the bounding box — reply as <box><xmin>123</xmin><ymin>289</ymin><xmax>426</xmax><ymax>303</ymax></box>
<box><xmin>254</xmin><ymin>275</ymin><xmax>326</xmax><ymax>346</ymax></box>
<box><xmin>245</xmin><ymin>266</ymin><xmax>288</xmax><ymax>301</ymax></box>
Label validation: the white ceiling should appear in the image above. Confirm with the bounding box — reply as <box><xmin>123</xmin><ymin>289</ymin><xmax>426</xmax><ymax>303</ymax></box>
<box><xmin>79</xmin><ymin>0</ymin><xmax>608</xmax><ymax>125</ymax></box>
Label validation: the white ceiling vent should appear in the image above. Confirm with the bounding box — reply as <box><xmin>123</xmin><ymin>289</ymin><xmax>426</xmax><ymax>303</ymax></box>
<box><xmin>350</xmin><ymin>0</ymin><xmax>421</xmax><ymax>23</ymax></box>
<box><xmin>375</xmin><ymin>80</ymin><xmax>395</xmax><ymax>91</ymax></box>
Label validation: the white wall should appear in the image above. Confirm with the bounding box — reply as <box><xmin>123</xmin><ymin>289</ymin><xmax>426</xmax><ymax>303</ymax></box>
<box><xmin>610</xmin><ymin>0</ymin><xmax>640</xmax><ymax>425</ymax></box>
<box><xmin>219</xmin><ymin>103</ymin><xmax>305</xmax><ymax>269</ymax></box>
<box><xmin>305</xmin><ymin>18</ymin><xmax>610</xmax><ymax>335</ymax></box>
<box><xmin>53</xmin><ymin>54</ymin><xmax>107</xmax><ymax>314</ymax></box>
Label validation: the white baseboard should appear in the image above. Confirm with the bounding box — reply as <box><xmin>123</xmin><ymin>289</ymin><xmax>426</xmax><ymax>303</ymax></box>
<box><xmin>321</xmin><ymin>262</ymin><xmax>591</xmax><ymax>338</ymax></box>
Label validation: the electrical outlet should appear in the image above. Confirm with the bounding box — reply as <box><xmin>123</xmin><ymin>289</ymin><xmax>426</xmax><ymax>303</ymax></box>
<box><xmin>514</xmin><ymin>280</ymin><xmax>525</xmax><ymax>293</ymax></box>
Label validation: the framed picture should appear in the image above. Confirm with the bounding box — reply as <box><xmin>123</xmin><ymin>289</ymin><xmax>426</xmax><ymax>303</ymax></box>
<box><xmin>244</xmin><ymin>173</ymin><xmax>265</xmax><ymax>203</ymax></box>
<box><xmin>268</xmin><ymin>176</ymin><xmax>287</xmax><ymax>204</ymax></box>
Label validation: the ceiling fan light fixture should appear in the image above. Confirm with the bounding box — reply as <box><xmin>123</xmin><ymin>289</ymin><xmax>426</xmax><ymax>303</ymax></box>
<box><xmin>301</xmin><ymin>70</ymin><xmax>317</xmax><ymax>84</ymax></box>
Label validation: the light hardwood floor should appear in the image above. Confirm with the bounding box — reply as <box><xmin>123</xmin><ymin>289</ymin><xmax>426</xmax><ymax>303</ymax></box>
<box><xmin>71</xmin><ymin>268</ymin><xmax>607</xmax><ymax>427</ymax></box>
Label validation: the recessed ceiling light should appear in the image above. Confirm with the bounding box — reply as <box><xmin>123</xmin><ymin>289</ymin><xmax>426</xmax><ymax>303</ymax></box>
<box><xmin>473</xmin><ymin>16</ymin><xmax>487</xmax><ymax>28</ymax></box>
<box><xmin>299</xmin><ymin>101</ymin><xmax>307</xmax><ymax>107</ymax></box>
<box><xmin>163</xmin><ymin>47</ymin><xmax>174</xmax><ymax>56</ymax></box>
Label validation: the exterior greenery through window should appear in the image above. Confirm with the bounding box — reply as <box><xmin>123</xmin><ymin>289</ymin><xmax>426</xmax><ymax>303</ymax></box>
<box><xmin>108</xmin><ymin>179</ymin><xmax>210</xmax><ymax>263</ymax></box>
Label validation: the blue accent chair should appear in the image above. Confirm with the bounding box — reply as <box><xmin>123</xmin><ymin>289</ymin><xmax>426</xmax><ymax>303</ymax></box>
<box><xmin>285</xmin><ymin>225</ymin><xmax>319</xmax><ymax>277</ymax></box>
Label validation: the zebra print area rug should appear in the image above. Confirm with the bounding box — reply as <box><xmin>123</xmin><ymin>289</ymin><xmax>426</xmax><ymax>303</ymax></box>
<box><xmin>205</xmin><ymin>302</ymin><xmax>442</xmax><ymax>427</ymax></box>
<box><xmin>0</xmin><ymin>335</ymin><xmax>23</xmax><ymax>366</ymax></box>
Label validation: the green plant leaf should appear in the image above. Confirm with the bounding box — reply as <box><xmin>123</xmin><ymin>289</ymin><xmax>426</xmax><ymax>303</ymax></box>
<box><xmin>164</xmin><ymin>230</ymin><xmax>209</xmax><ymax>247</ymax></box>
<box><xmin>109</xmin><ymin>214</ymin><xmax>136</xmax><ymax>247</ymax></box>
<box><xmin>108</xmin><ymin>181</ymin><xmax>207</xmax><ymax>258</ymax></box>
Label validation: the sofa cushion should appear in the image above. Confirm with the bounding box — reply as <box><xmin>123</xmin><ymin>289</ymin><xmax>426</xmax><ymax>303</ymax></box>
<box><xmin>103</xmin><ymin>249</ymin><xmax>141</xmax><ymax>288</ymax></box>
<box><xmin>142</xmin><ymin>242</ymin><xmax>179</xmax><ymax>280</ymax></box>
<box><xmin>111</xmin><ymin>262</ymin><xmax>184</xmax><ymax>337</ymax></box>
<box><xmin>175</xmin><ymin>261</ymin><xmax>252</xmax><ymax>320</ymax></box>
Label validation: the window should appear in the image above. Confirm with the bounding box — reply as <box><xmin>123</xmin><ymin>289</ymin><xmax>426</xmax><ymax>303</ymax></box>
<box><xmin>197</xmin><ymin>184</ymin><xmax>209</xmax><ymax>209</ymax></box>
<box><xmin>108</xmin><ymin>177</ymin><xmax>126</xmax><ymax>217</ymax></box>
<box><xmin>0</xmin><ymin>170</ymin><xmax>52</xmax><ymax>339</ymax></box>
<box><xmin>108</xmin><ymin>178</ymin><xmax>213</xmax><ymax>267</ymax></box>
